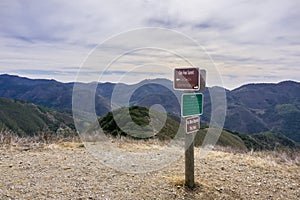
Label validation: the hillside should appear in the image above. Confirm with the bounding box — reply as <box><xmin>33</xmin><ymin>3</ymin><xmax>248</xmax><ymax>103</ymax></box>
<box><xmin>225</xmin><ymin>81</ymin><xmax>300</xmax><ymax>142</ymax></box>
<box><xmin>98</xmin><ymin>106</ymin><xmax>299</xmax><ymax>151</ymax></box>
<box><xmin>229</xmin><ymin>131</ymin><xmax>300</xmax><ymax>151</ymax></box>
<box><xmin>1</xmin><ymin>74</ymin><xmax>300</xmax><ymax>142</ymax></box>
<box><xmin>99</xmin><ymin>106</ymin><xmax>182</xmax><ymax>139</ymax></box>
<box><xmin>0</xmin><ymin>98</ymin><xmax>74</xmax><ymax>137</ymax></box>
<box><xmin>0</xmin><ymin>97</ymin><xmax>296</xmax><ymax>151</ymax></box>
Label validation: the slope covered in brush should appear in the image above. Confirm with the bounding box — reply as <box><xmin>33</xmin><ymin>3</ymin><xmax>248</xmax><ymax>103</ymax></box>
<box><xmin>0</xmin><ymin>98</ymin><xmax>74</xmax><ymax>136</ymax></box>
<box><xmin>99</xmin><ymin>106</ymin><xmax>181</xmax><ymax>139</ymax></box>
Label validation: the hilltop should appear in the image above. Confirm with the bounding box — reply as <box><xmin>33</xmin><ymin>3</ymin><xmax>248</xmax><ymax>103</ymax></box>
<box><xmin>99</xmin><ymin>106</ymin><xmax>181</xmax><ymax>140</ymax></box>
<box><xmin>0</xmin><ymin>143</ymin><xmax>299</xmax><ymax>199</ymax></box>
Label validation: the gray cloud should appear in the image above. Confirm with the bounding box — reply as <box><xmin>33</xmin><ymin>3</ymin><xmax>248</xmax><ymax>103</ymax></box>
<box><xmin>0</xmin><ymin>0</ymin><xmax>299</xmax><ymax>89</ymax></box>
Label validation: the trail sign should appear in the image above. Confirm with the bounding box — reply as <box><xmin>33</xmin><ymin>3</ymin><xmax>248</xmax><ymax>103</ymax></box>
<box><xmin>181</xmin><ymin>93</ymin><xmax>203</xmax><ymax>117</ymax></box>
<box><xmin>173</xmin><ymin>67</ymin><xmax>206</xmax><ymax>189</ymax></box>
<box><xmin>174</xmin><ymin>68</ymin><xmax>200</xmax><ymax>91</ymax></box>
<box><xmin>186</xmin><ymin>116</ymin><xmax>200</xmax><ymax>134</ymax></box>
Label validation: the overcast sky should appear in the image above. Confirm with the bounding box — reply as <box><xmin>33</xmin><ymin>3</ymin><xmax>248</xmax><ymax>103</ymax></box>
<box><xmin>0</xmin><ymin>0</ymin><xmax>299</xmax><ymax>89</ymax></box>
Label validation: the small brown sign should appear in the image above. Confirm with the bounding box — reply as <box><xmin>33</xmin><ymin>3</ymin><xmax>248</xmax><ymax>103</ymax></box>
<box><xmin>186</xmin><ymin>116</ymin><xmax>200</xmax><ymax>134</ymax></box>
<box><xmin>174</xmin><ymin>68</ymin><xmax>199</xmax><ymax>91</ymax></box>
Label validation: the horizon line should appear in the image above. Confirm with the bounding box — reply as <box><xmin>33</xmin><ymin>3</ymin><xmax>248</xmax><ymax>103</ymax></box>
<box><xmin>0</xmin><ymin>73</ymin><xmax>299</xmax><ymax>91</ymax></box>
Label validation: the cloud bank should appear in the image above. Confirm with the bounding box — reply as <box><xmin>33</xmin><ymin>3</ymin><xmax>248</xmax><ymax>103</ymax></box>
<box><xmin>0</xmin><ymin>0</ymin><xmax>299</xmax><ymax>89</ymax></box>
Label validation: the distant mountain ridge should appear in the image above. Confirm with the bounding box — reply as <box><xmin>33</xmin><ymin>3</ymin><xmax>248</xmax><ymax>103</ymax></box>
<box><xmin>225</xmin><ymin>80</ymin><xmax>300</xmax><ymax>142</ymax></box>
<box><xmin>0</xmin><ymin>74</ymin><xmax>299</xmax><ymax>142</ymax></box>
<box><xmin>0</xmin><ymin>74</ymin><xmax>74</xmax><ymax>111</ymax></box>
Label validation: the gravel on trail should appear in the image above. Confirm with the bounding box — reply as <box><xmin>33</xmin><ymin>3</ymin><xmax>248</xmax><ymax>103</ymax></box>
<box><xmin>0</xmin><ymin>143</ymin><xmax>299</xmax><ymax>200</ymax></box>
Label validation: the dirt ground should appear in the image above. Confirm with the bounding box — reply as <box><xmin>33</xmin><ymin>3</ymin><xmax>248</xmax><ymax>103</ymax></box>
<box><xmin>0</xmin><ymin>142</ymin><xmax>299</xmax><ymax>200</ymax></box>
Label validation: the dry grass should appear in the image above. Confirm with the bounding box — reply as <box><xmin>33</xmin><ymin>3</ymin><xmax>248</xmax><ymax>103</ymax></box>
<box><xmin>55</xmin><ymin>142</ymin><xmax>84</xmax><ymax>149</ymax></box>
<box><xmin>206</xmin><ymin>145</ymin><xmax>300</xmax><ymax>170</ymax></box>
<box><xmin>2</xmin><ymin>129</ymin><xmax>299</xmax><ymax>167</ymax></box>
<box><xmin>110</xmin><ymin>136</ymin><xmax>170</xmax><ymax>153</ymax></box>
<box><xmin>251</xmin><ymin>149</ymin><xmax>300</xmax><ymax>166</ymax></box>
<box><xmin>0</xmin><ymin>130</ymin><xmax>81</xmax><ymax>148</ymax></box>
<box><xmin>211</xmin><ymin>144</ymin><xmax>248</xmax><ymax>154</ymax></box>
<box><xmin>163</xmin><ymin>174</ymin><xmax>204</xmax><ymax>190</ymax></box>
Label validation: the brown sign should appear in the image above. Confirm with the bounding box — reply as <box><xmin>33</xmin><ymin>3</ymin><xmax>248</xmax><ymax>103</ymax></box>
<box><xmin>186</xmin><ymin>116</ymin><xmax>200</xmax><ymax>134</ymax></box>
<box><xmin>174</xmin><ymin>68</ymin><xmax>199</xmax><ymax>90</ymax></box>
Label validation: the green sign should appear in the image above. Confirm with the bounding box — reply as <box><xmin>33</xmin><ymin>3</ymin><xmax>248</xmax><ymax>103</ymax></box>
<box><xmin>181</xmin><ymin>93</ymin><xmax>203</xmax><ymax>117</ymax></box>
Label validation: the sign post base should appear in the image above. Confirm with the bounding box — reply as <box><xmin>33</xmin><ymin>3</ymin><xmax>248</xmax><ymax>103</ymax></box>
<box><xmin>185</xmin><ymin>131</ymin><xmax>195</xmax><ymax>189</ymax></box>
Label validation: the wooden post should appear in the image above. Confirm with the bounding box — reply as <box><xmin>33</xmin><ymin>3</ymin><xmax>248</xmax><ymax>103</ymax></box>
<box><xmin>173</xmin><ymin>68</ymin><xmax>204</xmax><ymax>189</ymax></box>
<box><xmin>185</xmin><ymin>130</ymin><xmax>195</xmax><ymax>188</ymax></box>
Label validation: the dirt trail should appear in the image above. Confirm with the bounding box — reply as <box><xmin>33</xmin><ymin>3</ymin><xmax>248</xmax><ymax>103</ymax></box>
<box><xmin>0</xmin><ymin>142</ymin><xmax>299</xmax><ymax>199</ymax></box>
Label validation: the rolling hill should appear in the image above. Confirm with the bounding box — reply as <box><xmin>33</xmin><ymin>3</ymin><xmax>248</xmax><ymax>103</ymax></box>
<box><xmin>0</xmin><ymin>97</ymin><xmax>75</xmax><ymax>137</ymax></box>
<box><xmin>0</xmin><ymin>94</ymin><xmax>298</xmax><ymax>151</ymax></box>
<box><xmin>0</xmin><ymin>74</ymin><xmax>300</xmax><ymax>142</ymax></box>
<box><xmin>98</xmin><ymin>106</ymin><xmax>182</xmax><ymax>140</ymax></box>
<box><xmin>98</xmin><ymin>106</ymin><xmax>299</xmax><ymax>151</ymax></box>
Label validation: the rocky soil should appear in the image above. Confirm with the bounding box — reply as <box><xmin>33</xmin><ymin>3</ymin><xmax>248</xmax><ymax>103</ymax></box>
<box><xmin>0</xmin><ymin>142</ymin><xmax>299</xmax><ymax>199</ymax></box>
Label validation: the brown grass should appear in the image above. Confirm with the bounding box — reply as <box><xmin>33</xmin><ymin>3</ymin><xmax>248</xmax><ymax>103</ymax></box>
<box><xmin>110</xmin><ymin>136</ymin><xmax>169</xmax><ymax>152</ymax></box>
<box><xmin>163</xmin><ymin>175</ymin><xmax>203</xmax><ymax>189</ymax></box>
<box><xmin>1</xmin><ymin>130</ymin><xmax>299</xmax><ymax>167</ymax></box>
<box><xmin>0</xmin><ymin>130</ymin><xmax>81</xmax><ymax>148</ymax></box>
<box><xmin>56</xmin><ymin>142</ymin><xmax>84</xmax><ymax>149</ymax></box>
<box><xmin>251</xmin><ymin>149</ymin><xmax>300</xmax><ymax>166</ymax></box>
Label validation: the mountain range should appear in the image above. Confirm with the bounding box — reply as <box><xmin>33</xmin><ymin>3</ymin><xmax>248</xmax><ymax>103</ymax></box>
<box><xmin>0</xmin><ymin>74</ymin><xmax>299</xmax><ymax>142</ymax></box>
